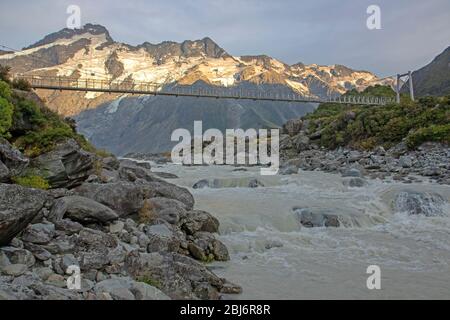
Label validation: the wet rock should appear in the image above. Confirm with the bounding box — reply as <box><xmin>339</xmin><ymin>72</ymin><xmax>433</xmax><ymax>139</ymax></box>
<box><xmin>279</xmin><ymin>165</ymin><xmax>298</xmax><ymax>175</ymax></box>
<box><xmin>153</xmin><ymin>172</ymin><xmax>179</xmax><ymax>179</ymax></box>
<box><xmin>294</xmin><ymin>208</ymin><xmax>340</xmax><ymax>228</ymax></box>
<box><xmin>193</xmin><ymin>179</ymin><xmax>210</xmax><ymax>189</ymax></box>
<box><xmin>49</xmin><ymin>196</ymin><xmax>119</xmax><ymax>224</ymax></box>
<box><xmin>109</xmin><ymin>221</ymin><xmax>125</xmax><ymax>234</ymax></box>
<box><xmin>139</xmin><ymin>179</ymin><xmax>195</xmax><ymax>210</ymax></box>
<box><xmin>220</xmin><ymin>281</ymin><xmax>243</xmax><ymax>295</ymax></box>
<box><xmin>342</xmin><ymin>177</ymin><xmax>367</xmax><ymax>188</ymax></box>
<box><xmin>248</xmin><ymin>179</ymin><xmax>264</xmax><ymax>188</ymax></box>
<box><xmin>30</xmin><ymin>139</ymin><xmax>94</xmax><ymax>189</ymax></box>
<box><xmin>132</xmin><ymin>281</ymin><xmax>171</xmax><ymax>300</ymax></box>
<box><xmin>393</xmin><ymin>191</ymin><xmax>446</xmax><ymax>216</ymax></box>
<box><xmin>0</xmin><ymin>184</ymin><xmax>47</xmax><ymax>246</ymax></box>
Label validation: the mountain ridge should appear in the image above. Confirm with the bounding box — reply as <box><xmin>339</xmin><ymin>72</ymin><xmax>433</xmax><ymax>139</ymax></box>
<box><xmin>0</xmin><ymin>23</ymin><xmax>392</xmax><ymax>116</ymax></box>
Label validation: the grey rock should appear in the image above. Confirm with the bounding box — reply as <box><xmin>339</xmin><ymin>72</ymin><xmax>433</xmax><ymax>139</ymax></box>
<box><xmin>30</xmin><ymin>139</ymin><xmax>94</xmax><ymax>189</ymax></box>
<box><xmin>342</xmin><ymin>177</ymin><xmax>367</xmax><ymax>188</ymax></box>
<box><xmin>109</xmin><ymin>221</ymin><xmax>125</xmax><ymax>234</ymax></box>
<box><xmin>0</xmin><ymin>137</ymin><xmax>29</xmax><ymax>176</ymax></box>
<box><xmin>279</xmin><ymin>165</ymin><xmax>298</xmax><ymax>175</ymax></box>
<box><xmin>193</xmin><ymin>179</ymin><xmax>210</xmax><ymax>189</ymax></box>
<box><xmin>75</xmin><ymin>182</ymin><xmax>145</xmax><ymax>217</ymax></box>
<box><xmin>22</xmin><ymin>223</ymin><xmax>55</xmax><ymax>244</ymax></box>
<box><xmin>1</xmin><ymin>264</ymin><xmax>28</xmax><ymax>276</ymax></box>
<box><xmin>0</xmin><ymin>160</ymin><xmax>10</xmax><ymax>182</ymax></box>
<box><xmin>49</xmin><ymin>196</ymin><xmax>119</xmax><ymax>224</ymax></box>
<box><xmin>0</xmin><ymin>247</ymin><xmax>35</xmax><ymax>267</ymax></box>
<box><xmin>132</xmin><ymin>281</ymin><xmax>171</xmax><ymax>300</ymax></box>
<box><xmin>94</xmin><ymin>278</ymin><xmax>135</xmax><ymax>300</ymax></box>
<box><xmin>54</xmin><ymin>219</ymin><xmax>83</xmax><ymax>235</ymax></box>
<box><xmin>399</xmin><ymin>156</ymin><xmax>413</xmax><ymax>168</ymax></box>
<box><xmin>145</xmin><ymin>224</ymin><xmax>181</xmax><ymax>253</ymax></box>
<box><xmin>294</xmin><ymin>208</ymin><xmax>340</xmax><ymax>228</ymax></box>
<box><xmin>0</xmin><ymin>184</ymin><xmax>47</xmax><ymax>246</ymax></box>
<box><xmin>182</xmin><ymin>210</ymin><xmax>220</xmax><ymax>235</ymax></box>
<box><xmin>248</xmin><ymin>179</ymin><xmax>264</xmax><ymax>188</ymax></box>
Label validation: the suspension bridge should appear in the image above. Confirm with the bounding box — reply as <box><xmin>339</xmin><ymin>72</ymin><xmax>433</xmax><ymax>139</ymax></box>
<box><xmin>12</xmin><ymin>74</ymin><xmax>397</xmax><ymax>105</ymax></box>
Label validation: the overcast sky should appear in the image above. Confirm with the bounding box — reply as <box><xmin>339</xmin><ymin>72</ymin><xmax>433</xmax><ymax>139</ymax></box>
<box><xmin>0</xmin><ymin>0</ymin><xmax>449</xmax><ymax>76</ymax></box>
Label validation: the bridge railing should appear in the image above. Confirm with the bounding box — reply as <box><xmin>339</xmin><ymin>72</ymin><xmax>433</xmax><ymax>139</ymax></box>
<box><xmin>12</xmin><ymin>74</ymin><xmax>395</xmax><ymax>105</ymax></box>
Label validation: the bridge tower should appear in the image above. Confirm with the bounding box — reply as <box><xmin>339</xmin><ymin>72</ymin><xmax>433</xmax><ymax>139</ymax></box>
<box><xmin>395</xmin><ymin>71</ymin><xmax>414</xmax><ymax>103</ymax></box>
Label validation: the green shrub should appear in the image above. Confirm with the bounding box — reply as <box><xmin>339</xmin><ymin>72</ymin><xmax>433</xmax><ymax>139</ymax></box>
<box><xmin>0</xmin><ymin>80</ymin><xmax>12</xmax><ymax>100</ymax></box>
<box><xmin>12</xmin><ymin>175</ymin><xmax>50</xmax><ymax>190</ymax></box>
<box><xmin>12</xmin><ymin>78</ymin><xmax>31</xmax><ymax>91</ymax></box>
<box><xmin>0</xmin><ymin>65</ymin><xmax>11</xmax><ymax>83</ymax></box>
<box><xmin>406</xmin><ymin>124</ymin><xmax>450</xmax><ymax>149</ymax></box>
<box><xmin>0</xmin><ymin>97</ymin><xmax>13</xmax><ymax>137</ymax></box>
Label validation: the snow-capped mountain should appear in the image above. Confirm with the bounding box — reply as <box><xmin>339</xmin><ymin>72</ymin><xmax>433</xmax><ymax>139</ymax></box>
<box><xmin>0</xmin><ymin>24</ymin><xmax>392</xmax><ymax>116</ymax></box>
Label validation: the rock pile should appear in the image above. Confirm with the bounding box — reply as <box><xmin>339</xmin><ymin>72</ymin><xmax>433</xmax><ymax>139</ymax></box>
<box><xmin>0</xmin><ymin>138</ymin><xmax>240</xmax><ymax>300</ymax></box>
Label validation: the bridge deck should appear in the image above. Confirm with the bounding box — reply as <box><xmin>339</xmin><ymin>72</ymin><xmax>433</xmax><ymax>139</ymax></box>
<box><xmin>13</xmin><ymin>75</ymin><xmax>395</xmax><ymax>105</ymax></box>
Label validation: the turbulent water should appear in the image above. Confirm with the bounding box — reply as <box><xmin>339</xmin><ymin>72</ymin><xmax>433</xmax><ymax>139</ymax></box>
<box><xmin>150</xmin><ymin>163</ymin><xmax>450</xmax><ymax>299</ymax></box>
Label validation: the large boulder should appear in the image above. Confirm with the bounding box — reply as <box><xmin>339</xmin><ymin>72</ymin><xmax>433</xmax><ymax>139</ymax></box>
<box><xmin>75</xmin><ymin>182</ymin><xmax>145</xmax><ymax>217</ymax></box>
<box><xmin>0</xmin><ymin>138</ymin><xmax>29</xmax><ymax>176</ymax></box>
<box><xmin>31</xmin><ymin>139</ymin><xmax>94</xmax><ymax>189</ymax></box>
<box><xmin>49</xmin><ymin>196</ymin><xmax>119</xmax><ymax>224</ymax></box>
<box><xmin>125</xmin><ymin>251</ymin><xmax>225</xmax><ymax>300</ymax></box>
<box><xmin>293</xmin><ymin>132</ymin><xmax>311</xmax><ymax>152</ymax></box>
<box><xmin>181</xmin><ymin>210</ymin><xmax>220</xmax><ymax>235</ymax></box>
<box><xmin>138</xmin><ymin>179</ymin><xmax>195</xmax><ymax>211</ymax></box>
<box><xmin>0</xmin><ymin>184</ymin><xmax>47</xmax><ymax>246</ymax></box>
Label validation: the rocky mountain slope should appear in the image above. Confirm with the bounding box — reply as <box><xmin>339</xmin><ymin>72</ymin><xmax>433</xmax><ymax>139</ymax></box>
<box><xmin>403</xmin><ymin>46</ymin><xmax>450</xmax><ymax>97</ymax></box>
<box><xmin>0</xmin><ymin>24</ymin><xmax>392</xmax><ymax>116</ymax></box>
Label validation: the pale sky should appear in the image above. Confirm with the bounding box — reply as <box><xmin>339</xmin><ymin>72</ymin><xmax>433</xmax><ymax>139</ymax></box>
<box><xmin>0</xmin><ymin>0</ymin><xmax>449</xmax><ymax>77</ymax></box>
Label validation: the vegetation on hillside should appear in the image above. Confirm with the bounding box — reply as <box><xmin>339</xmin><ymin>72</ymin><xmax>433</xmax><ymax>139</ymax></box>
<box><xmin>303</xmin><ymin>86</ymin><xmax>450</xmax><ymax>150</ymax></box>
<box><xmin>0</xmin><ymin>64</ymin><xmax>102</xmax><ymax>157</ymax></box>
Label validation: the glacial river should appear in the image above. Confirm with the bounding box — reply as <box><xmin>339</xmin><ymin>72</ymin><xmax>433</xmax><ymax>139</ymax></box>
<box><xmin>152</xmin><ymin>163</ymin><xmax>450</xmax><ymax>299</ymax></box>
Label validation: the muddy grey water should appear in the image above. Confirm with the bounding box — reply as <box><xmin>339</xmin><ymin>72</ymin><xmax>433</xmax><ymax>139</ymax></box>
<box><xmin>137</xmin><ymin>161</ymin><xmax>450</xmax><ymax>299</ymax></box>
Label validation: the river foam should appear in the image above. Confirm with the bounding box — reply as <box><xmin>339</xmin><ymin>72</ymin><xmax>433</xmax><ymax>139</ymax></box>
<box><xmin>149</xmin><ymin>163</ymin><xmax>450</xmax><ymax>299</ymax></box>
